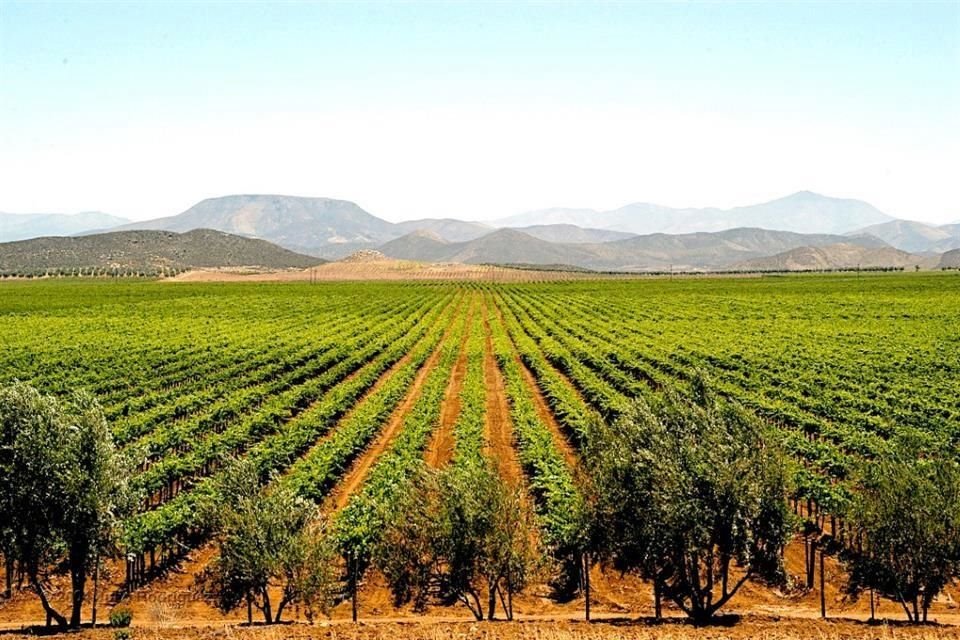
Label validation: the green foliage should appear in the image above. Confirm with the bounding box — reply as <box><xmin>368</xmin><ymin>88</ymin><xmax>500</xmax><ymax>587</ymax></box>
<box><xmin>0</xmin><ymin>382</ymin><xmax>133</xmax><ymax>628</ymax></box>
<box><xmin>845</xmin><ymin>437</ymin><xmax>960</xmax><ymax>622</ymax></box>
<box><xmin>586</xmin><ymin>374</ymin><xmax>792</xmax><ymax>623</ymax></box>
<box><xmin>108</xmin><ymin>605</ymin><xmax>133</xmax><ymax>628</ymax></box>
<box><xmin>197</xmin><ymin>459</ymin><xmax>337</xmax><ymax>624</ymax></box>
<box><xmin>374</xmin><ymin>461</ymin><xmax>540</xmax><ymax>621</ymax></box>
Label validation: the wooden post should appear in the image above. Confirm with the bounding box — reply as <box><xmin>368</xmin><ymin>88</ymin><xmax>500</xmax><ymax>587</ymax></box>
<box><xmin>351</xmin><ymin>555</ymin><xmax>359</xmax><ymax>623</ymax></box>
<box><xmin>583</xmin><ymin>552</ymin><xmax>591</xmax><ymax>622</ymax></box>
<box><xmin>91</xmin><ymin>549</ymin><xmax>100</xmax><ymax>627</ymax></box>
<box><xmin>819</xmin><ymin>546</ymin><xmax>826</xmax><ymax>619</ymax></box>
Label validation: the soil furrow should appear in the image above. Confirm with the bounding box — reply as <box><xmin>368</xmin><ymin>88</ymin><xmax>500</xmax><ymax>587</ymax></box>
<box><xmin>424</xmin><ymin>299</ymin><xmax>476</xmax><ymax>468</ymax></box>
<box><xmin>325</xmin><ymin>327</ymin><xmax>453</xmax><ymax>511</ymax></box>
<box><xmin>482</xmin><ymin>302</ymin><xmax>524</xmax><ymax>488</ymax></box>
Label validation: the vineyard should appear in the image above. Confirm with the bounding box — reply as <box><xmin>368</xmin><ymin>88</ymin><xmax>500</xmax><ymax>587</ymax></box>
<box><xmin>1</xmin><ymin>274</ymin><xmax>959</xmax><ymax>636</ymax></box>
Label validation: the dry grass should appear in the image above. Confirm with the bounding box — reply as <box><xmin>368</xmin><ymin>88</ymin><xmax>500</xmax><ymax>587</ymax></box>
<box><xmin>4</xmin><ymin>617</ymin><xmax>960</xmax><ymax>640</ymax></box>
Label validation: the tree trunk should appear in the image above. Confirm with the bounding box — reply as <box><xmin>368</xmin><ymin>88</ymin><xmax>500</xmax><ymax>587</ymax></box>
<box><xmin>869</xmin><ymin>587</ymin><xmax>875</xmax><ymax>621</ymax></box>
<box><xmin>247</xmin><ymin>594</ymin><xmax>252</xmax><ymax>625</ymax></box>
<box><xmin>654</xmin><ymin>578</ymin><xmax>662</xmax><ymax>619</ymax></box>
<box><xmin>3</xmin><ymin>556</ymin><xmax>12</xmax><ymax>599</ymax></box>
<box><xmin>70</xmin><ymin>557</ymin><xmax>87</xmax><ymax>628</ymax></box>
<box><xmin>30</xmin><ymin>573</ymin><xmax>67</xmax><ymax>628</ymax></box>
<box><xmin>487</xmin><ymin>582</ymin><xmax>497</xmax><ymax>620</ymax></box>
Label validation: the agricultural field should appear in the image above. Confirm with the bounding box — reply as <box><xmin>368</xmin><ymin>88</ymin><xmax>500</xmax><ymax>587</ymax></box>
<box><xmin>1</xmin><ymin>273</ymin><xmax>959</xmax><ymax>639</ymax></box>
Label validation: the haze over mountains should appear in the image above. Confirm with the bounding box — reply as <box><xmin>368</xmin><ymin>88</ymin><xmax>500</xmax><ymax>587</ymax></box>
<box><xmin>3</xmin><ymin>191</ymin><xmax>958</xmax><ymax>272</ymax></box>
<box><xmin>0</xmin><ymin>211</ymin><xmax>130</xmax><ymax>242</ymax></box>
<box><xmin>494</xmin><ymin>191</ymin><xmax>894</xmax><ymax>235</ymax></box>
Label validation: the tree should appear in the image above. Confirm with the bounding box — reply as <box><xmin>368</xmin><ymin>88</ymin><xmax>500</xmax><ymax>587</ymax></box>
<box><xmin>373</xmin><ymin>461</ymin><xmax>541</xmax><ymax>620</ymax></box>
<box><xmin>845</xmin><ymin>438</ymin><xmax>960</xmax><ymax>623</ymax></box>
<box><xmin>0</xmin><ymin>382</ymin><xmax>132</xmax><ymax>629</ymax></box>
<box><xmin>586</xmin><ymin>375</ymin><xmax>792</xmax><ymax>624</ymax></box>
<box><xmin>198</xmin><ymin>460</ymin><xmax>337</xmax><ymax>624</ymax></box>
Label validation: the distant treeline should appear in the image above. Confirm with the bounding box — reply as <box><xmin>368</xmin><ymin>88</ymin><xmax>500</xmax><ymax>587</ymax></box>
<box><xmin>0</xmin><ymin>266</ymin><xmax>187</xmax><ymax>279</ymax></box>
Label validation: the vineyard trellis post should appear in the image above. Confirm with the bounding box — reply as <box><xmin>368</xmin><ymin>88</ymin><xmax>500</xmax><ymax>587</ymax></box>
<box><xmin>350</xmin><ymin>552</ymin><xmax>359</xmax><ymax>623</ymax></box>
<box><xmin>91</xmin><ymin>547</ymin><xmax>100</xmax><ymax>627</ymax></box>
<box><xmin>819</xmin><ymin>545</ymin><xmax>826</xmax><ymax>619</ymax></box>
<box><xmin>583</xmin><ymin>551</ymin><xmax>591</xmax><ymax>622</ymax></box>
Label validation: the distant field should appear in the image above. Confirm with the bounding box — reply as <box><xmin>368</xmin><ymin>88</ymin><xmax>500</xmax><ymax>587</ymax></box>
<box><xmin>1</xmin><ymin>273</ymin><xmax>959</xmax><ymax>633</ymax></box>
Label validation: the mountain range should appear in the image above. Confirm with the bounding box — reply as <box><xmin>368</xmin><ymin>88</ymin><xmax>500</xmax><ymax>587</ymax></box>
<box><xmin>493</xmin><ymin>191</ymin><xmax>894</xmax><ymax>236</ymax></box>
<box><xmin>2</xmin><ymin>191</ymin><xmax>957</xmax><ymax>272</ymax></box>
<box><xmin>381</xmin><ymin>227</ymin><xmax>890</xmax><ymax>271</ymax></box>
<box><xmin>0</xmin><ymin>211</ymin><xmax>131</xmax><ymax>242</ymax></box>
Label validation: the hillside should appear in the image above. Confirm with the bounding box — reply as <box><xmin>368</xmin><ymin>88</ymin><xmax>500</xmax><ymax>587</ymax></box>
<box><xmin>496</xmin><ymin>191</ymin><xmax>893</xmax><ymax>235</ymax></box>
<box><xmin>381</xmin><ymin>228</ymin><xmax>600</xmax><ymax>267</ymax></box>
<box><xmin>734</xmin><ymin>243</ymin><xmax>928</xmax><ymax>271</ymax></box>
<box><xmin>392</xmin><ymin>218</ymin><xmax>492</xmax><ymax>242</ymax></box>
<box><xmin>940</xmin><ymin>249</ymin><xmax>960</xmax><ymax>269</ymax></box>
<box><xmin>0</xmin><ymin>211</ymin><xmax>130</xmax><ymax>242</ymax></box>
<box><xmin>515</xmin><ymin>224</ymin><xmax>635</xmax><ymax>243</ymax></box>
<box><xmin>117</xmin><ymin>195</ymin><xmax>397</xmax><ymax>259</ymax></box>
<box><xmin>0</xmin><ymin>229</ymin><xmax>320</xmax><ymax>274</ymax></box>
<box><xmin>850</xmin><ymin>219</ymin><xmax>960</xmax><ymax>253</ymax></box>
<box><xmin>381</xmin><ymin>226</ymin><xmax>888</xmax><ymax>271</ymax></box>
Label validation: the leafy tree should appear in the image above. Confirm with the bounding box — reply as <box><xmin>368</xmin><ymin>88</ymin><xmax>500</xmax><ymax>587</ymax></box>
<box><xmin>0</xmin><ymin>382</ymin><xmax>132</xmax><ymax>628</ymax></box>
<box><xmin>197</xmin><ymin>460</ymin><xmax>337</xmax><ymax>624</ymax></box>
<box><xmin>845</xmin><ymin>438</ymin><xmax>960</xmax><ymax>623</ymax></box>
<box><xmin>373</xmin><ymin>461</ymin><xmax>540</xmax><ymax>620</ymax></box>
<box><xmin>586</xmin><ymin>375</ymin><xmax>792</xmax><ymax>624</ymax></box>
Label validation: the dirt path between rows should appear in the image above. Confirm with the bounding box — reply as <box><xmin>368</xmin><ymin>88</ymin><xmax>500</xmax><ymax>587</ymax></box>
<box><xmin>482</xmin><ymin>302</ymin><xmax>525</xmax><ymax>489</ymax></box>
<box><xmin>514</xmin><ymin>353</ymin><xmax>581</xmax><ymax>470</ymax></box>
<box><xmin>489</xmin><ymin>294</ymin><xmax>585</xmax><ymax>470</ymax></box>
<box><xmin>322</xmin><ymin>297</ymin><xmax>468</xmax><ymax>512</ymax></box>
<box><xmin>424</xmin><ymin>300</ymin><xmax>476</xmax><ymax>468</ymax></box>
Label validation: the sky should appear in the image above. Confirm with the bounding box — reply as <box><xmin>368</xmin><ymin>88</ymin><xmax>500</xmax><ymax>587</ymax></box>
<box><xmin>0</xmin><ymin>1</ymin><xmax>958</xmax><ymax>224</ymax></box>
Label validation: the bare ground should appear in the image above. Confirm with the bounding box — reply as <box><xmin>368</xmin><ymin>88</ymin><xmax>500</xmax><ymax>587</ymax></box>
<box><xmin>482</xmin><ymin>304</ymin><xmax>525</xmax><ymax>489</ymax></box>
<box><xmin>424</xmin><ymin>301</ymin><xmax>476</xmax><ymax>468</ymax></box>
<box><xmin>170</xmin><ymin>260</ymin><xmax>593</xmax><ymax>283</ymax></box>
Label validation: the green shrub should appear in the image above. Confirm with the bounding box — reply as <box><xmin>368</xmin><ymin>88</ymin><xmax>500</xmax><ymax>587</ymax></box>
<box><xmin>109</xmin><ymin>605</ymin><xmax>133</xmax><ymax>628</ymax></box>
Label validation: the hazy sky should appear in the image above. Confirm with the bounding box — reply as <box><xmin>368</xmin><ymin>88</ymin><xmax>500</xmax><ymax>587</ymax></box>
<box><xmin>1</xmin><ymin>1</ymin><xmax>958</xmax><ymax>223</ymax></box>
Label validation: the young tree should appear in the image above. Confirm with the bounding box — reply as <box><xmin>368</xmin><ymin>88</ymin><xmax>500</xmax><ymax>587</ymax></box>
<box><xmin>373</xmin><ymin>461</ymin><xmax>540</xmax><ymax>620</ymax></box>
<box><xmin>0</xmin><ymin>382</ymin><xmax>132</xmax><ymax>628</ymax></box>
<box><xmin>846</xmin><ymin>439</ymin><xmax>960</xmax><ymax>623</ymax></box>
<box><xmin>586</xmin><ymin>375</ymin><xmax>792</xmax><ymax>624</ymax></box>
<box><xmin>198</xmin><ymin>460</ymin><xmax>337</xmax><ymax>624</ymax></box>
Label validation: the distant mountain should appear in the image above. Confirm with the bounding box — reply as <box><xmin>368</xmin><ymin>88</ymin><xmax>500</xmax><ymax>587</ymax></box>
<box><xmin>734</xmin><ymin>243</ymin><xmax>929</xmax><ymax>271</ymax></box>
<box><xmin>514</xmin><ymin>224</ymin><xmax>635</xmax><ymax>244</ymax></box>
<box><xmin>382</xmin><ymin>228</ymin><xmax>600</xmax><ymax>266</ymax></box>
<box><xmin>114</xmin><ymin>194</ymin><xmax>647</xmax><ymax>258</ymax></box>
<box><xmin>495</xmin><ymin>192</ymin><xmax>894</xmax><ymax>236</ymax></box>
<box><xmin>381</xmin><ymin>227</ymin><xmax>886</xmax><ymax>272</ymax></box>
<box><xmin>117</xmin><ymin>195</ymin><xmax>397</xmax><ymax>259</ymax></box>
<box><xmin>940</xmin><ymin>249</ymin><xmax>960</xmax><ymax>269</ymax></box>
<box><xmin>0</xmin><ymin>211</ymin><xmax>130</xmax><ymax>242</ymax></box>
<box><xmin>392</xmin><ymin>218</ymin><xmax>492</xmax><ymax>242</ymax></box>
<box><xmin>0</xmin><ymin>229</ymin><xmax>320</xmax><ymax>274</ymax></box>
<box><xmin>849</xmin><ymin>220</ymin><xmax>960</xmax><ymax>253</ymax></box>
